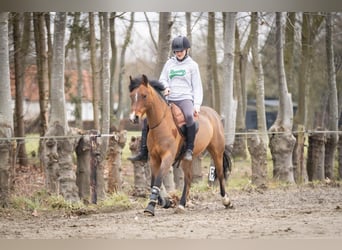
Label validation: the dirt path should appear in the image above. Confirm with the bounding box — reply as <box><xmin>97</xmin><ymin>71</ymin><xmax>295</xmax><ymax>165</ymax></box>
<box><xmin>1</xmin><ymin>184</ymin><xmax>341</xmax><ymax>239</ymax></box>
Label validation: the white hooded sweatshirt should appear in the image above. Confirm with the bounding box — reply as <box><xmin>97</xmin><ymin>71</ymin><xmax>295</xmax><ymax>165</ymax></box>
<box><xmin>159</xmin><ymin>55</ymin><xmax>203</xmax><ymax>112</ymax></box>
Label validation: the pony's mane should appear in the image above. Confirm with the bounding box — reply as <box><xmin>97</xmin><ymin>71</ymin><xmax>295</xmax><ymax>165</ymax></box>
<box><xmin>129</xmin><ymin>76</ymin><xmax>166</xmax><ymax>99</ymax></box>
<box><xmin>129</xmin><ymin>76</ymin><xmax>143</xmax><ymax>92</ymax></box>
<box><xmin>128</xmin><ymin>76</ymin><xmax>167</xmax><ymax>103</ymax></box>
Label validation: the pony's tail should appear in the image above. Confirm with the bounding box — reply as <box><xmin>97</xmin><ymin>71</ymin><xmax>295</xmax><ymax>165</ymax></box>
<box><xmin>222</xmin><ymin>145</ymin><xmax>232</xmax><ymax>180</ymax></box>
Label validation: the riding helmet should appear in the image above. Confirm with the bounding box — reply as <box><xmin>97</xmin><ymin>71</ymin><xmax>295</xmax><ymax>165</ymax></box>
<box><xmin>171</xmin><ymin>35</ymin><xmax>191</xmax><ymax>52</ymax></box>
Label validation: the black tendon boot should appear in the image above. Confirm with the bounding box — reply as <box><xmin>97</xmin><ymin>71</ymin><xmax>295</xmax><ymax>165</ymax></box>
<box><xmin>184</xmin><ymin>123</ymin><xmax>196</xmax><ymax>161</ymax></box>
<box><xmin>128</xmin><ymin>126</ymin><xmax>149</xmax><ymax>162</ymax></box>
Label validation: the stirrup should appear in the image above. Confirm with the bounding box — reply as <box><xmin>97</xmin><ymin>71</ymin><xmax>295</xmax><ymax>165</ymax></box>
<box><xmin>183</xmin><ymin>149</ymin><xmax>193</xmax><ymax>161</ymax></box>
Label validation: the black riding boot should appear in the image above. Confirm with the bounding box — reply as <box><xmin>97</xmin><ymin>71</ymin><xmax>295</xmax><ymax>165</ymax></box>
<box><xmin>128</xmin><ymin>126</ymin><xmax>149</xmax><ymax>162</ymax></box>
<box><xmin>184</xmin><ymin>123</ymin><xmax>196</xmax><ymax>161</ymax></box>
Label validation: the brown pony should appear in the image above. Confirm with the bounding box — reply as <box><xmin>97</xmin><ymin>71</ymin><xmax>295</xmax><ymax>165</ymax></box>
<box><xmin>129</xmin><ymin>74</ymin><xmax>232</xmax><ymax>216</ymax></box>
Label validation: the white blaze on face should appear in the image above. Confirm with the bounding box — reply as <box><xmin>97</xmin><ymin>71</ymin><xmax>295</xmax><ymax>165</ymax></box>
<box><xmin>129</xmin><ymin>92</ymin><xmax>138</xmax><ymax>122</ymax></box>
<box><xmin>129</xmin><ymin>111</ymin><xmax>136</xmax><ymax>122</ymax></box>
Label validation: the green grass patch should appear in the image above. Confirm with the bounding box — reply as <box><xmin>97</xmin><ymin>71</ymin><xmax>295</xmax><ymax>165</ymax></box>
<box><xmin>98</xmin><ymin>192</ymin><xmax>132</xmax><ymax>209</ymax></box>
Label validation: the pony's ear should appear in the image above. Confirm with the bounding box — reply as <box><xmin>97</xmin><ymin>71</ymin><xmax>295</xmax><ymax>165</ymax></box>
<box><xmin>129</xmin><ymin>75</ymin><xmax>133</xmax><ymax>82</ymax></box>
<box><xmin>142</xmin><ymin>74</ymin><xmax>148</xmax><ymax>86</ymax></box>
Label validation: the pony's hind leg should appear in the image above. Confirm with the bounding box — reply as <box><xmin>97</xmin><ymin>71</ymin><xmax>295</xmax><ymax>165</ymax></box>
<box><xmin>210</xmin><ymin>150</ymin><xmax>232</xmax><ymax>209</ymax></box>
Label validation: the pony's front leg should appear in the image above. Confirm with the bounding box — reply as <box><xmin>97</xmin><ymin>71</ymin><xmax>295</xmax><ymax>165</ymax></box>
<box><xmin>144</xmin><ymin>155</ymin><xmax>173</xmax><ymax>216</ymax></box>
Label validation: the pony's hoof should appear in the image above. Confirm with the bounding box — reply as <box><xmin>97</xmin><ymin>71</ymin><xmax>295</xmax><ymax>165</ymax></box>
<box><xmin>144</xmin><ymin>204</ymin><xmax>155</xmax><ymax>216</ymax></box>
<box><xmin>222</xmin><ymin>195</ymin><xmax>233</xmax><ymax>209</ymax></box>
<box><xmin>144</xmin><ymin>208</ymin><xmax>155</xmax><ymax>216</ymax></box>
<box><xmin>175</xmin><ymin>205</ymin><xmax>185</xmax><ymax>214</ymax></box>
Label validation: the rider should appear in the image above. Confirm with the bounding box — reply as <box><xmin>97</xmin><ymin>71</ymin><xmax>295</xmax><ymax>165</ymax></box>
<box><xmin>128</xmin><ymin>35</ymin><xmax>203</xmax><ymax>162</ymax></box>
<box><xmin>159</xmin><ymin>35</ymin><xmax>203</xmax><ymax>161</ymax></box>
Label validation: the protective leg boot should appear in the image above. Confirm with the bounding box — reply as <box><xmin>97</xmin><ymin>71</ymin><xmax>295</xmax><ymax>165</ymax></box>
<box><xmin>184</xmin><ymin>123</ymin><xmax>196</xmax><ymax>161</ymax></box>
<box><xmin>128</xmin><ymin>126</ymin><xmax>149</xmax><ymax>162</ymax></box>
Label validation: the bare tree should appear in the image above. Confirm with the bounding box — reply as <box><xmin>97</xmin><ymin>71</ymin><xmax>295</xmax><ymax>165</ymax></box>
<box><xmin>298</xmin><ymin>13</ymin><xmax>324</xmax><ymax>181</ymax></box>
<box><xmin>89</xmin><ymin>12</ymin><xmax>100</xmax><ymax>130</ymax></box>
<box><xmin>232</xmin><ymin>23</ymin><xmax>245</xmax><ymax>157</ymax></box>
<box><xmin>269</xmin><ymin>12</ymin><xmax>296</xmax><ymax>183</ymax></box>
<box><xmin>110</xmin><ymin>12</ymin><xmax>118</xmax><ymax>128</ymax></box>
<box><xmin>33</xmin><ymin>12</ymin><xmax>50</xmax><ymax>172</ymax></box>
<box><xmin>324</xmin><ymin>12</ymin><xmax>339</xmax><ymax>180</ymax></box>
<box><xmin>100</xmin><ymin>12</ymin><xmax>111</xmax><ymax>146</ymax></box>
<box><xmin>44</xmin><ymin>12</ymin><xmax>79</xmax><ymax>202</ymax></box>
<box><xmin>116</xmin><ymin>12</ymin><xmax>134</xmax><ymax>118</ymax></box>
<box><xmin>294</xmin><ymin>12</ymin><xmax>324</xmax><ymax>129</ymax></box>
<box><xmin>0</xmin><ymin>12</ymin><xmax>14</xmax><ymax>207</ymax></box>
<box><xmin>96</xmin><ymin>12</ymin><xmax>111</xmax><ymax>200</ymax></box>
<box><xmin>65</xmin><ymin>12</ymin><xmax>83</xmax><ymax>128</ymax></box>
<box><xmin>44</xmin><ymin>13</ymin><xmax>52</xmax><ymax>87</ymax></box>
<box><xmin>11</xmin><ymin>13</ymin><xmax>29</xmax><ymax>167</ymax></box>
<box><xmin>284</xmin><ymin>12</ymin><xmax>296</xmax><ymax>97</ymax></box>
<box><xmin>248</xmin><ymin>12</ymin><xmax>268</xmax><ymax>187</ymax></box>
<box><xmin>222</xmin><ymin>12</ymin><xmax>237</xmax><ymax>148</ymax></box>
<box><xmin>205</xmin><ymin>12</ymin><xmax>220</xmax><ymax>110</ymax></box>
<box><xmin>153</xmin><ymin>12</ymin><xmax>172</xmax><ymax>78</ymax></box>
<box><xmin>185</xmin><ymin>12</ymin><xmax>192</xmax><ymax>53</ymax></box>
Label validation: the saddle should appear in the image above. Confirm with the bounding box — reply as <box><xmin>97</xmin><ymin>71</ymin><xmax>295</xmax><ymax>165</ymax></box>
<box><xmin>170</xmin><ymin>103</ymin><xmax>199</xmax><ymax>136</ymax></box>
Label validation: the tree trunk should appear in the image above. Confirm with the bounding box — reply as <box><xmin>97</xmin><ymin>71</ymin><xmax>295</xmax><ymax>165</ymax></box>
<box><xmin>205</xmin><ymin>12</ymin><xmax>219</xmax><ymax>110</ymax></box>
<box><xmin>33</xmin><ymin>12</ymin><xmax>49</xmax><ymax>171</ymax></box>
<box><xmin>97</xmin><ymin>12</ymin><xmax>111</xmax><ymax>201</ymax></box>
<box><xmin>338</xmin><ymin>129</ymin><xmax>342</xmax><ymax>179</ymax></box>
<box><xmin>107</xmin><ymin>130</ymin><xmax>127</xmax><ymax>193</ymax></box>
<box><xmin>293</xmin><ymin>125</ymin><xmax>308</xmax><ymax>183</ymax></box>
<box><xmin>191</xmin><ymin>157</ymin><xmax>203</xmax><ymax>184</ymax></box>
<box><xmin>44</xmin><ymin>13</ymin><xmax>52</xmax><ymax>89</ymax></box>
<box><xmin>284</xmin><ymin>12</ymin><xmax>296</xmax><ymax>96</ymax></box>
<box><xmin>222</xmin><ymin>12</ymin><xmax>237</xmax><ymax>147</ymax></box>
<box><xmin>247</xmin><ymin>131</ymin><xmax>268</xmax><ymax>188</ymax></box>
<box><xmin>269</xmin><ymin>12</ymin><xmax>296</xmax><ymax>183</ymax></box>
<box><xmin>186</xmin><ymin>12</ymin><xmax>192</xmax><ymax>55</ymax></box>
<box><xmin>75</xmin><ymin>134</ymin><xmax>91</xmax><ymax>203</ymax></box>
<box><xmin>249</xmin><ymin>12</ymin><xmax>269</xmax><ymax>184</ymax></box>
<box><xmin>109</xmin><ymin>12</ymin><xmax>118</xmax><ymax>128</ymax></box>
<box><xmin>251</xmin><ymin>12</ymin><xmax>267</xmax><ymax>141</ymax></box>
<box><xmin>295</xmin><ymin>12</ymin><xmax>324</xmax><ymax>130</ymax></box>
<box><xmin>12</xmin><ymin>12</ymin><xmax>28</xmax><ymax>167</ymax></box>
<box><xmin>0</xmin><ymin>12</ymin><xmax>14</xmax><ymax>207</ymax></box>
<box><xmin>74</xmin><ymin>12</ymin><xmax>83</xmax><ymax>129</ymax></box>
<box><xmin>153</xmin><ymin>12</ymin><xmax>172</xmax><ymax>78</ymax></box>
<box><xmin>307</xmin><ymin>129</ymin><xmax>325</xmax><ymax>181</ymax></box>
<box><xmin>233</xmin><ymin>23</ymin><xmax>247</xmax><ymax>159</ymax></box>
<box><xmin>116</xmin><ymin>12</ymin><xmax>134</xmax><ymax>118</ymax></box>
<box><xmin>129</xmin><ymin>136</ymin><xmax>150</xmax><ymax>197</ymax></box>
<box><xmin>324</xmin><ymin>12</ymin><xmax>338</xmax><ymax>180</ymax></box>
<box><xmin>89</xmin><ymin>12</ymin><xmax>100</xmax><ymax>130</ymax></box>
<box><xmin>45</xmin><ymin>12</ymin><xmax>79</xmax><ymax>202</ymax></box>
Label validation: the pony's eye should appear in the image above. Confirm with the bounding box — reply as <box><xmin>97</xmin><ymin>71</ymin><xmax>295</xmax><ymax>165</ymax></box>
<box><xmin>141</xmin><ymin>94</ymin><xmax>147</xmax><ymax>100</ymax></box>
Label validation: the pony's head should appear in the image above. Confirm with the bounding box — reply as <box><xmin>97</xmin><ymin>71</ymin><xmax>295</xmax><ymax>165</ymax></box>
<box><xmin>128</xmin><ymin>74</ymin><xmax>152</xmax><ymax>123</ymax></box>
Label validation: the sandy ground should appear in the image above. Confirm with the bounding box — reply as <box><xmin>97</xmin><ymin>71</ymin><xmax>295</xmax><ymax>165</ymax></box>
<box><xmin>1</xmin><ymin>183</ymin><xmax>341</xmax><ymax>239</ymax></box>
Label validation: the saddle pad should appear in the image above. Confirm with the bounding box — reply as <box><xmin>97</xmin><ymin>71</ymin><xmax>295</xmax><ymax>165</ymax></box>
<box><xmin>170</xmin><ymin>103</ymin><xmax>186</xmax><ymax>127</ymax></box>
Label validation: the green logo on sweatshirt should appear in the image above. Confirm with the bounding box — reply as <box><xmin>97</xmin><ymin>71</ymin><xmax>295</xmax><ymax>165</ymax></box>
<box><xmin>169</xmin><ymin>69</ymin><xmax>186</xmax><ymax>79</ymax></box>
